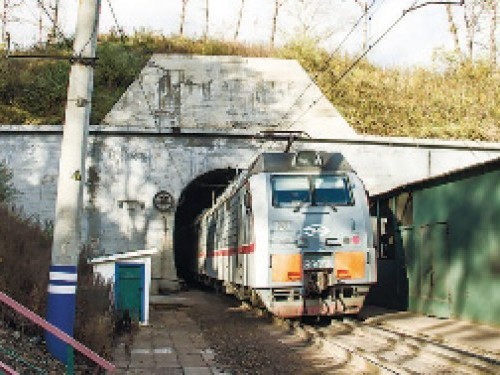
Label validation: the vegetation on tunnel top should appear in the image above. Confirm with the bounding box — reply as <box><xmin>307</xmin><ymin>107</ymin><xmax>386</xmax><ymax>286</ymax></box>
<box><xmin>0</xmin><ymin>33</ymin><xmax>498</xmax><ymax>141</ymax></box>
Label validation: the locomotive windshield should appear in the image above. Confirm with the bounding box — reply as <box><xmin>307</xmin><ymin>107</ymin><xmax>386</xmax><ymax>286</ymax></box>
<box><xmin>271</xmin><ymin>176</ymin><xmax>310</xmax><ymax>207</ymax></box>
<box><xmin>271</xmin><ymin>175</ymin><xmax>351</xmax><ymax>208</ymax></box>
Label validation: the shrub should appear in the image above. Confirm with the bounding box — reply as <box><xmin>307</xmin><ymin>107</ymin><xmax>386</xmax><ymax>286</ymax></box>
<box><xmin>0</xmin><ymin>162</ymin><xmax>17</xmax><ymax>202</ymax></box>
<box><xmin>74</xmin><ymin>247</ymin><xmax>115</xmax><ymax>360</ymax></box>
<box><xmin>0</xmin><ymin>205</ymin><xmax>52</xmax><ymax>335</ymax></box>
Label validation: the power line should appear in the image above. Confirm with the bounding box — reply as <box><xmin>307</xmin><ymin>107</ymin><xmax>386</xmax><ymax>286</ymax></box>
<box><xmin>275</xmin><ymin>0</ymin><xmax>380</xmax><ymax>129</ymax></box>
<box><xmin>105</xmin><ymin>0</ymin><xmax>124</xmax><ymax>39</ymax></box>
<box><xmin>282</xmin><ymin>1</ymin><xmax>464</xmax><ymax>131</ymax></box>
<box><xmin>104</xmin><ymin>0</ymin><xmax>156</xmax><ymax>120</ymax></box>
<box><xmin>34</xmin><ymin>0</ymin><xmax>66</xmax><ymax>43</ymax></box>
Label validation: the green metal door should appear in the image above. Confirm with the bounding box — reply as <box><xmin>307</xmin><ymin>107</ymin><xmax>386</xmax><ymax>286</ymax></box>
<box><xmin>418</xmin><ymin>223</ymin><xmax>450</xmax><ymax>318</ymax></box>
<box><xmin>117</xmin><ymin>264</ymin><xmax>143</xmax><ymax>321</ymax></box>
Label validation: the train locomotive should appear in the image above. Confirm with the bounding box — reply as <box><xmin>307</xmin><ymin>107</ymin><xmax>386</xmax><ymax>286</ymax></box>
<box><xmin>194</xmin><ymin>151</ymin><xmax>377</xmax><ymax>318</ymax></box>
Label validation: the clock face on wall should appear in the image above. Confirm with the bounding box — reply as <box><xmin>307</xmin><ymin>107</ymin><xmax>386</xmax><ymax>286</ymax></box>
<box><xmin>153</xmin><ymin>191</ymin><xmax>175</xmax><ymax>212</ymax></box>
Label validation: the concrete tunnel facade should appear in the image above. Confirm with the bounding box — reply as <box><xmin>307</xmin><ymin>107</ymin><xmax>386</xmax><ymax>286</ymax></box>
<box><xmin>0</xmin><ymin>54</ymin><xmax>498</xmax><ymax>294</ymax></box>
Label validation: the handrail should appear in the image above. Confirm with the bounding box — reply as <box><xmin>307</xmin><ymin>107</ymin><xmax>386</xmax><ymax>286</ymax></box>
<box><xmin>0</xmin><ymin>360</ymin><xmax>20</xmax><ymax>375</ymax></box>
<box><xmin>0</xmin><ymin>291</ymin><xmax>116</xmax><ymax>372</ymax></box>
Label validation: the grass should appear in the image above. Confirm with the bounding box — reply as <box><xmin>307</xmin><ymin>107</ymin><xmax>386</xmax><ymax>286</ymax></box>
<box><xmin>0</xmin><ymin>33</ymin><xmax>498</xmax><ymax>141</ymax></box>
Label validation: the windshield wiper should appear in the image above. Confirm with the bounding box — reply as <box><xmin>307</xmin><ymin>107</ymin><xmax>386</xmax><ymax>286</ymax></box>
<box><xmin>293</xmin><ymin>199</ymin><xmax>309</xmax><ymax>212</ymax></box>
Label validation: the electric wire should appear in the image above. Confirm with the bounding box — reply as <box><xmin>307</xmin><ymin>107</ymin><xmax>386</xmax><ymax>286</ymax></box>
<box><xmin>105</xmin><ymin>0</ymin><xmax>124</xmax><ymax>39</ymax></box>
<box><xmin>104</xmin><ymin>0</ymin><xmax>156</xmax><ymax>119</ymax></box>
<box><xmin>275</xmin><ymin>0</ymin><xmax>380</xmax><ymax>129</ymax></box>
<box><xmin>282</xmin><ymin>0</ymin><xmax>421</xmax><ymax>131</ymax></box>
<box><xmin>34</xmin><ymin>0</ymin><xmax>67</xmax><ymax>43</ymax></box>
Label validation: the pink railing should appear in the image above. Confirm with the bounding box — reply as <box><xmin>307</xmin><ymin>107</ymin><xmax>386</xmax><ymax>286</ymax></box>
<box><xmin>0</xmin><ymin>360</ymin><xmax>20</xmax><ymax>375</ymax></box>
<box><xmin>0</xmin><ymin>291</ymin><xmax>116</xmax><ymax>373</ymax></box>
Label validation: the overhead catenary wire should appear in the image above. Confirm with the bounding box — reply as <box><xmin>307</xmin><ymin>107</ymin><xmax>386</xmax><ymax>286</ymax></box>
<box><xmin>275</xmin><ymin>0</ymin><xmax>380</xmax><ymax>129</ymax></box>
<box><xmin>34</xmin><ymin>0</ymin><xmax>67</xmax><ymax>43</ymax></box>
<box><xmin>282</xmin><ymin>0</ymin><xmax>469</xmax><ymax>131</ymax></box>
<box><xmin>104</xmin><ymin>0</ymin><xmax>156</xmax><ymax>120</ymax></box>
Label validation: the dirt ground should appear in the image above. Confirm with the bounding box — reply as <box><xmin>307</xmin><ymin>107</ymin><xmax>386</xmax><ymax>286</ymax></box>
<box><xmin>181</xmin><ymin>287</ymin><xmax>337</xmax><ymax>375</ymax></box>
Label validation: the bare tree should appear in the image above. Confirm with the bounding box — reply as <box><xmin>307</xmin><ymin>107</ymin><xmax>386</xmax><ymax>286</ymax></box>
<box><xmin>48</xmin><ymin>0</ymin><xmax>59</xmax><ymax>44</ymax></box>
<box><xmin>444</xmin><ymin>0</ymin><xmax>497</xmax><ymax>64</ymax></box>
<box><xmin>488</xmin><ymin>0</ymin><xmax>497</xmax><ymax>66</ymax></box>
<box><xmin>179</xmin><ymin>0</ymin><xmax>189</xmax><ymax>36</ymax></box>
<box><xmin>1</xmin><ymin>0</ymin><xmax>8</xmax><ymax>45</ymax></box>
<box><xmin>234</xmin><ymin>0</ymin><xmax>245</xmax><ymax>40</ymax></box>
<box><xmin>445</xmin><ymin>4</ymin><xmax>461</xmax><ymax>55</ymax></box>
<box><xmin>462</xmin><ymin>0</ymin><xmax>483</xmax><ymax>60</ymax></box>
<box><xmin>204</xmin><ymin>0</ymin><xmax>209</xmax><ymax>39</ymax></box>
<box><xmin>354</xmin><ymin>0</ymin><xmax>369</xmax><ymax>51</ymax></box>
<box><xmin>283</xmin><ymin>0</ymin><xmax>349</xmax><ymax>46</ymax></box>
<box><xmin>1</xmin><ymin>0</ymin><xmax>23</xmax><ymax>47</ymax></box>
<box><xmin>270</xmin><ymin>0</ymin><xmax>285</xmax><ymax>48</ymax></box>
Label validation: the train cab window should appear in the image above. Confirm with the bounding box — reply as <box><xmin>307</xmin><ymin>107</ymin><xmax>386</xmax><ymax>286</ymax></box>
<box><xmin>271</xmin><ymin>176</ymin><xmax>310</xmax><ymax>207</ymax></box>
<box><xmin>312</xmin><ymin>176</ymin><xmax>351</xmax><ymax>206</ymax></box>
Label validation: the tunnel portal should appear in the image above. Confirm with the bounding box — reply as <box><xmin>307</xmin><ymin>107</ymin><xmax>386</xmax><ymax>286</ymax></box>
<box><xmin>174</xmin><ymin>168</ymin><xmax>237</xmax><ymax>280</ymax></box>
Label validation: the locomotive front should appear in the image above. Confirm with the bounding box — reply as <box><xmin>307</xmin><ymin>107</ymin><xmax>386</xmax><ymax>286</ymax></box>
<box><xmin>252</xmin><ymin>151</ymin><xmax>377</xmax><ymax>317</ymax></box>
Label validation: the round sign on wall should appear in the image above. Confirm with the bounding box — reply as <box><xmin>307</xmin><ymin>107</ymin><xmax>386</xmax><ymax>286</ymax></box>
<box><xmin>153</xmin><ymin>191</ymin><xmax>175</xmax><ymax>212</ymax></box>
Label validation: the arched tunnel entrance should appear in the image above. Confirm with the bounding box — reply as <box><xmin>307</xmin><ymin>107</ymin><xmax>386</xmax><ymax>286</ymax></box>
<box><xmin>174</xmin><ymin>168</ymin><xmax>237</xmax><ymax>281</ymax></box>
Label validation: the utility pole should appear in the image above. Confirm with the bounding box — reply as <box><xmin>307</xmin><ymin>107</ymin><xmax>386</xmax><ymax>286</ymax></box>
<box><xmin>45</xmin><ymin>0</ymin><xmax>100</xmax><ymax>363</ymax></box>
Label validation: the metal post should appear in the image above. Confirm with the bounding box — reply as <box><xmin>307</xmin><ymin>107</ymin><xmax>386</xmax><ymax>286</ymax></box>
<box><xmin>66</xmin><ymin>345</ymin><xmax>74</xmax><ymax>375</ymax></box>
<box><xmin>46</xmin><ymin>0</ymin><xmax>100</xmax><ymax>363</ymax></box>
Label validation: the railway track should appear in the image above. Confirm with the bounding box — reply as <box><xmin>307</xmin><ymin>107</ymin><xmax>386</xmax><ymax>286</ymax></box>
<box><xmin>287</xmin><ymin>317</ymin><xmax>500</xmax><ymax>374</ymax></box>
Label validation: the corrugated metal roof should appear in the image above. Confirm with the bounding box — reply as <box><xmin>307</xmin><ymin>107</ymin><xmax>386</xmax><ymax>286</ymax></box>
<box><xmin>372</xmin><ymin>156</ymin><xmax>500</xmax><ymax>198</ymax></box>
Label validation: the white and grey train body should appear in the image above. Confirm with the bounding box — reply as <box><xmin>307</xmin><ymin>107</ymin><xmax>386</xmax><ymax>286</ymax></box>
<box><xmin>195</xmin><ymin>151</ymin><xmax>377</xmax><ymax>317</ymax></box>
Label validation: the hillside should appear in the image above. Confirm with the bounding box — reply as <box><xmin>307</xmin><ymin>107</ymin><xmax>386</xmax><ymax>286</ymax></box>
<box><xmin>0</xmin><ymin>34</ymin><xmax>498</xmax><ymax>141</ymax></box>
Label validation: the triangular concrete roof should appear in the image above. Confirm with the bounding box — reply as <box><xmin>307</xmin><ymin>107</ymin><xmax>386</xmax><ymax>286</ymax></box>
<box><xmin>103</xmin><ymin>54</ymin><xmax>357</xmax><ymax>139</ymax></box>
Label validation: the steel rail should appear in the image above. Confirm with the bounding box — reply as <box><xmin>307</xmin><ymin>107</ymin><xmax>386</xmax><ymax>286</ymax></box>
<box><xmin>361</xmin><ymin>321</ymin><xmax>500</xmax><ymax>367</ymax></box>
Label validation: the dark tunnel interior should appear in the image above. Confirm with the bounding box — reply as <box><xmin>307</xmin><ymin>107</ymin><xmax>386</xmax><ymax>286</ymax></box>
<box><xmin>174</xmin><ymin>168</ymin><xmax>237</xmax><ymax>281</ymax></box>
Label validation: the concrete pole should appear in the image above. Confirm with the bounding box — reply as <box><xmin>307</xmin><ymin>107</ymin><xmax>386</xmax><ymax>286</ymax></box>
<box><xmin>46</xmin><ymin>0</ymin><xmax>100</xmax><ymax>363</ymax></box>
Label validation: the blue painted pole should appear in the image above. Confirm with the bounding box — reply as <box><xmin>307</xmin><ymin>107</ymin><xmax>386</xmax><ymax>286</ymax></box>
<box><xmin>46</xmin><ymin>0</ymin><xmax>100</xmax><ymax>362</ymax></box>
<box><xmin>46</xmin><ymin>265</ymin><xmax>78</xmax><ymax>362</ymax></box>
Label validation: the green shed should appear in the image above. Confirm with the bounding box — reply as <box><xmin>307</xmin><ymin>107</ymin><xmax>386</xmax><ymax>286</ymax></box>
<box><xmin>368</xmin><ymin>157</ymin><xmax>500</xmax><ymax>326</ymax></box>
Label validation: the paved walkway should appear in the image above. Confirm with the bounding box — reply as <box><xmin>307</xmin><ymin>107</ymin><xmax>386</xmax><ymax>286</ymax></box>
<box><xmin>113</xmin><ymin>296</ymin><xmax>225</xmax><ymax>375</ymax></box>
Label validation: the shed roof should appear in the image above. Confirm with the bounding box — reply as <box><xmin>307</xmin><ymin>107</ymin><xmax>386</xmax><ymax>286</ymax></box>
<box><xmin>89</xmin><ymin>249</ymin><xmax>158</xmax><ymax>265</ymax></box>
<box><xmin>371</xmin><ymin>157</ymin><xmax>500</xmax><ymax>199</ymax></box>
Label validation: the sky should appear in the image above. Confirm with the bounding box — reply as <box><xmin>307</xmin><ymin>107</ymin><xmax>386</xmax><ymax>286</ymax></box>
<box><xmin>3</xmin><ymin>0</ymin><xmax>469</xmax><ymax>68</ymax></box>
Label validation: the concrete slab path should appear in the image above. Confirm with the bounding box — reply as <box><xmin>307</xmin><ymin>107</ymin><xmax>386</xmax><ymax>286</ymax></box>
<box><xmin>113</xmin><ymin>297</ymin><xmax>226</xmax><ymax>375</ymax></box>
